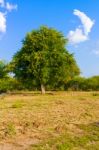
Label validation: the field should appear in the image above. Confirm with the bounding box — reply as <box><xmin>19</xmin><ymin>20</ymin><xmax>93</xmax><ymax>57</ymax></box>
<box><xmin>0</xmin><ymin>92</ymin><xmax>99</xmax><ymax>150</ymax></box>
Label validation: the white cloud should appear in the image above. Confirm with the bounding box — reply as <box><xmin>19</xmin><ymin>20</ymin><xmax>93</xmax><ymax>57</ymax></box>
<box><xmin>68</xmin><ymin>9</ymin><xmax>95</xmax><ymax>45</ymax></box>
<box><xmin>68</xmin><ymin>27</ymin><xmax>88</xmax><ymax>44</ymax></box>
<box><xmin>0</xmin><ymin>1</ymin><xmax>18</xmax><ymax>38</ymax></box>
<box><xmin>74</xmin><ymin>9</ymin><xmax>94</xmax><ymax>35</ymax></box>
<box><xmin>0</xmin><ymin>12</ymin><xmax>6</xmax><ymax>33</ymax></box>
<box><xmin>0</xmin><ymin>0</ymin><xmax>18</xmax><ymax>11</ymax></box>
<box><xmin>6</xmin><ymin>2</ymin><xmax>18</xmax><ymax>12</ymax></box>
<box><xmin>0</xmin><ymin>0</ymin><xmax>4</xmax><ymax>7</ymax></box>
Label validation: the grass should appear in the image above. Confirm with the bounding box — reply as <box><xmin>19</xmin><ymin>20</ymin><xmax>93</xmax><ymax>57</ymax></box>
<box><xmin>4</xmin><ymin>122</ymin><xmax>16</xmax><ymax>137</ymax></box>
<box><xmin>0</xmin><ymin>91</ymin><xmax>99</xmax><ymax>150</ymax></box>
<box><xmin>30</xmin><ymin>122</ymin><xmax>99</xmax><ymax>150</ymax></box>
<box><xmin>11</xmin><ymin>100</ymin><xmax>25</xmax><ymax>108</ymax></box>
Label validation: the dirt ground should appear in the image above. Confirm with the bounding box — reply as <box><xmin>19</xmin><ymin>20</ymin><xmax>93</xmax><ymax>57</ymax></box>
<box><xmin>0</xmin><ymin>92</ymin><xmax>99</xmax><ymax>150</ymax></box>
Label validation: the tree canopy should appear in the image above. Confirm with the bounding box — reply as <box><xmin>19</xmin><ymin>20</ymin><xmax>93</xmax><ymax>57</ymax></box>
<box><xmin>10</xmin><ymin>26</ymin><xmax>80</xmax><ymax>93</ymax></box>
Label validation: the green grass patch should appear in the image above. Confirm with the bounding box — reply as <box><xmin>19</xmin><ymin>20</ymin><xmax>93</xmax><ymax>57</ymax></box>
<box><xmin>4</xmin><ymin>122</ymin><xmax>16</xmax><ymax>137</ymax></box>
<box><xmin>11</xmin><ymin>100</ymin><xmax>25</xmax><ymax>108</ymax></box>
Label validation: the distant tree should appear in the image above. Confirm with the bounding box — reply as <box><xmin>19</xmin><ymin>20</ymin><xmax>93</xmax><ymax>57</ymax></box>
<box><xmin>0</xmin><ymin>60</ymin><xmax>8</xmax><ymax>79</ymax></box>
<box><xmin>85</xmin><ymin>76</ymin><xmax>99</xmax><ymax>91</ymax></box>
<box><xmin>10</xmin><ymin>26</ymin><xmax>80</xmax><ymax>94</ymax></box>
<box><xmin>66</xmin><ymin>75</ymin><xmax>99</xmax><ymax>91</ymax></box>
<box><xmin>0</xmin><ymin>60</ymin><xmax>10</xmax><ymax>93</ymax></box>
<box><xmin>66</xmin><ymin>77</ymin><xmax>86</xmax><ymax>91</ymax></box>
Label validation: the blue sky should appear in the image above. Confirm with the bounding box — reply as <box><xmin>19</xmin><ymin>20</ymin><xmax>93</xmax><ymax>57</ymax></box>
<box><xmin>0</xmin><ymin>0</ymin><xmax>99</xmax><ymax>77</ymax></box>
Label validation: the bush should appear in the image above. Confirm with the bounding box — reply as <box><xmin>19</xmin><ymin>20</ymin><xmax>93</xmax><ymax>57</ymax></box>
<box><xmin>0</xmin><ymin>77</ymin><xmax>24</xmax><ymax>93</ymax></box>
<box><xmin>66</xmin><ymin>76</ymin><xmax>99</xmax><ymax>91</ymax></box>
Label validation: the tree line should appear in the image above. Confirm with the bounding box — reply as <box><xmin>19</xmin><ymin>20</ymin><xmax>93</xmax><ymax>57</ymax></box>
<box><xmin>0</xmin><ymin>26</ymin><xmax>98</xmax><ymax>93</ymax></box>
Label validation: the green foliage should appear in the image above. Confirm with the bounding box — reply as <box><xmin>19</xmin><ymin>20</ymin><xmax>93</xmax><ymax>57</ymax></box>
<box><xmin>0</xmin><ymin>60</ymin><xmax>24</xmax><ymax>93</ymax></box>
<box><xmin>0</xmin><ymin>78</ymin><xmax>12</xmax><ymax>93</ymax></box>
<box><xmin>66</xmin><ymin>76</ymin><xmax>99</xmax><ymax>91</ymax></box>
<box><xmin>10</xmin><ymin>26</ymin><xmax>80</xmax><ymax>91</ymax></box>
<box><xmin>66</xmin><ymin>77</ymin><xmax>86</xmax><ymax>91</ymax></box>
<box><xmin>85</xmin><ymin>76</ymin><xmax>99</xmax><ymax>91</ymax></box>
<box><xmin>0</xmin><ymin>60</ymin><xmax>8</xmax><ymax>79</ymax></box>
<box><xmin>0</xmin><ymin>77</ymin><xmax>24</xmax><ymax>93</ymax></box>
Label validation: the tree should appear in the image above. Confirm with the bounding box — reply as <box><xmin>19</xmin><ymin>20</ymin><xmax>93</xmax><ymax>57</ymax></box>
<box><xmin>0</xmin><ymin>60</ymin><xmax>8</xmax><ymax>79</ymax></box>
<box><xmin>0</xmin><ymin>60</ymin><xmax>12</xmax><ymax>93</ymax></box>
<box><xmin>66</xmin><ymin>76</ymin><xmax>86</xmax><ymax>91</ymax></box>
<box><xmin>10</xmin><ymin>26</ymin><xmax>80</xmax><ymax>94</ymax></box>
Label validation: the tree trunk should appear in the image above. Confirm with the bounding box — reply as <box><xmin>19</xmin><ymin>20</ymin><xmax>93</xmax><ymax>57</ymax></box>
<box><xmin>41</xmin><ymin>84</ymin><xmax>45</xmax><ymax>94</ymax></box>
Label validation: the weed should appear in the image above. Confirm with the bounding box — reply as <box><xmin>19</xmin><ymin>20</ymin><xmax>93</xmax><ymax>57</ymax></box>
<box><xmin>4</xmin><ymin>122</ymin><xmax>16</xmax><ymax>137</ymax></box>
<box><xmin>11</xmin><ymin>101</ymin><xmax>24</xmax><ymax>108</ymax></box>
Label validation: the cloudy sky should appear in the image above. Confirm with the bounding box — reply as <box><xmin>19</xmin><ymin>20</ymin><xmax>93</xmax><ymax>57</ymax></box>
<box><xmin>0</xmin><ymin>0</ymin><xmax>99</xmax><ymax>77</ymax></box>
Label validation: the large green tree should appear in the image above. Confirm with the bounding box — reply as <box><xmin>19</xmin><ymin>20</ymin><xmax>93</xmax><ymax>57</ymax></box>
<box><xmin>10</xmin><ymin>26</ymin><xmax>80</xmax><ymax>94</ymax></box>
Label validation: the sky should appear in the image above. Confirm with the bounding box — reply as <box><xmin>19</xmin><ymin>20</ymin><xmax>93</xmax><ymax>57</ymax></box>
<box><xmin>0</xmin><ymin>0</ymin><xmax>99</xmax><ymax>77</ymax></box>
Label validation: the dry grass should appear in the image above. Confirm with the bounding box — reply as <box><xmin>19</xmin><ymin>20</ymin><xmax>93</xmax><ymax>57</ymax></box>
<box><xmin>0</xmin><ymin>91</ymin><xmax>99</xmax><ymax>150</ymax></box>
